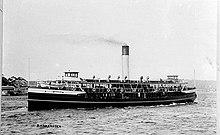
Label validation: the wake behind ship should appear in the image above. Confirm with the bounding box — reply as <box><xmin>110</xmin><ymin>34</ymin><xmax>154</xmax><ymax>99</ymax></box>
<box><xmin>27</xmin><ymin>45</ymin><xmax>197</xmax><ymax>111</ymax></box>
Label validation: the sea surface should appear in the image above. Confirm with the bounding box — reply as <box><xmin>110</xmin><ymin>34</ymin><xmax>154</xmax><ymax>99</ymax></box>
<box><xmin>1</xmin><ymin>90</ymin><xmax>216</xmax><ymax>135</ymax></box>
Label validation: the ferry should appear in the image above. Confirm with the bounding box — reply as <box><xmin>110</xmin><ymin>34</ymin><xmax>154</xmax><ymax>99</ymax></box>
<box><xmin>28</xmin><ymin>71</ymin><xmax>196</xmax><ymax>111</ymax></box>
<box><xmin>27</xmin><ymin>45</ymin><xmax>197</xmax><ymax>111</ymax></box>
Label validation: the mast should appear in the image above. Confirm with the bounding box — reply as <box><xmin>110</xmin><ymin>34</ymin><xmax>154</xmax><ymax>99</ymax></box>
<box><xmin>28</xmin><ymin>57</ymin><xmax>30</xmax><ymax>86</ymax></box>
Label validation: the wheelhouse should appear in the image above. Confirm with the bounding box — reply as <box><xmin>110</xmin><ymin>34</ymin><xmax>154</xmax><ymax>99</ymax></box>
<box><xmin>64</xmin><ymin>71</ymin><xmax>79</xmax><ymax>78</ymax></box>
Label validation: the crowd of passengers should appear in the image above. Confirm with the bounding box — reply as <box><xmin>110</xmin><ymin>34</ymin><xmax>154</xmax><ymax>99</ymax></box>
<box><xmin>79</xmin><ymin>84</ymin><xmax>186</xmax><ymax>93</ymax></box>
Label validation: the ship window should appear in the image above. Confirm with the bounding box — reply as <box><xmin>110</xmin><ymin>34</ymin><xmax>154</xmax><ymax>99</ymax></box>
<box><xmin>71</xmin><ymin>73</ymin><xmax>77</xmax><ymax>77</ymax></box>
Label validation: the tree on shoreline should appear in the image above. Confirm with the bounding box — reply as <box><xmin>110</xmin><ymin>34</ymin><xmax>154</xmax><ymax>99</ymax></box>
<box><xmin>2</xmin><ymin>76</ymin><xmax>28</xmax><ymax>87</ymax></box>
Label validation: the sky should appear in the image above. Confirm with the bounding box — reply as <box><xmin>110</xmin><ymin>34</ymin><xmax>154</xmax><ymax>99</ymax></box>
<box><xmin>2</xmin><ymin>0</ymin><xmax>217</xmax><ymax>81</ymax></box>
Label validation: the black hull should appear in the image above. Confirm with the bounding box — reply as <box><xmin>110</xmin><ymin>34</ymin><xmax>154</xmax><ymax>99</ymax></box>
<box><xmin>28</xmin><ymin>91</ymin><xmax>197</xmax><ymax>111</ymax></box>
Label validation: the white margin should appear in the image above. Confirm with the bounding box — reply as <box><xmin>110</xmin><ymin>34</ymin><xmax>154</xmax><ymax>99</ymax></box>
<box><xmin>217</xmin><ymin>0</ymin><xmax>220</xmax><ymax>134</ymax></box>
<box><xmin>0</xmin><ymin>0</ymin><xmax>3</xmax><ymax>125</ymax></box>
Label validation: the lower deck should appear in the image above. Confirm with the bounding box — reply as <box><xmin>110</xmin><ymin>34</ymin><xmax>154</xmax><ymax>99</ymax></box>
<box><xmin>27</xmin><ymin>88</ymin><xmax>197</xmax><ymax>111</ymax></box>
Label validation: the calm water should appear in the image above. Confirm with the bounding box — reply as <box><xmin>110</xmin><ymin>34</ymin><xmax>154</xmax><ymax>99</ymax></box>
<box><xmin>1</xmin><ymin>90</ymin><xmax>216</xmax><ymax>135</ymax></box>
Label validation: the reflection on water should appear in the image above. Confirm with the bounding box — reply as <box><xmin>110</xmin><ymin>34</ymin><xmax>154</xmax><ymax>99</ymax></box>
<box><xmin>1</xmin><ymin>90</ymin><xmax>216</xmax><ymax>135</ymax></box>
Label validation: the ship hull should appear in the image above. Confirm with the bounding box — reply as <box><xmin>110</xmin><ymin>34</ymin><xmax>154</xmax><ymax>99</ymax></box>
<box><xmin>28</xmin><ymin>88</ymin><xmax>197</xmax><ymax>111</ymax></box>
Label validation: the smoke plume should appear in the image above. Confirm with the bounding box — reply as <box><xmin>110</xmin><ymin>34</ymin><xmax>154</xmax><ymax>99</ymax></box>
<box><xmin>40</xmin><ymin>34</ymin><xmax>128</xmax><ymax>46</ymax></box>
<box><xmin>97</xmin><ymin>37</ymin><xmax>127</xmax><ymax>46</ymax></box>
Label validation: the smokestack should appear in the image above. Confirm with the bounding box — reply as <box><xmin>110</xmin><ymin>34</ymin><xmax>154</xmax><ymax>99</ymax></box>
<box><xmin>122</xmin><ymin>45</ymin><xmax>129</xmax><ymax>80</ymax></box>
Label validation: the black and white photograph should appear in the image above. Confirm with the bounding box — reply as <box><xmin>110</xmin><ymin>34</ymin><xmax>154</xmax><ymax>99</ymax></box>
<box><xmin>1</xmin><ymin>0</ymin><xmax>217</xmax><ymax>134</ymax></box>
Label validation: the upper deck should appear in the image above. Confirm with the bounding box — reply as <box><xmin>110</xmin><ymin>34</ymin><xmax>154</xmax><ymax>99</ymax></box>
<box><xmin>29</xmin><ymin>72</ymin><xmax>188</xmax><ymax>90</ymax></box>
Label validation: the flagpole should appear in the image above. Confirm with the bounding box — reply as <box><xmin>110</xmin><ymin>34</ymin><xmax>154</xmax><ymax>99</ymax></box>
<box><xmin>193</xmin><ymin>69</ymin><xmax>196</xmax><ymax>88</ymax></box>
